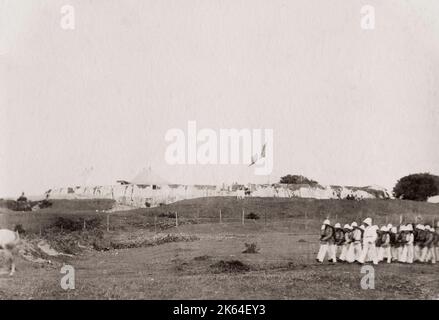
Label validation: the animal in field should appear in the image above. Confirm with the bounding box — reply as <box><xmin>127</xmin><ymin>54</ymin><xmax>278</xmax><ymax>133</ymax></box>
<box><xmin>0</xmin><ymin>228</ymin><xmax>21</xmax><ymax>276</ymax></box>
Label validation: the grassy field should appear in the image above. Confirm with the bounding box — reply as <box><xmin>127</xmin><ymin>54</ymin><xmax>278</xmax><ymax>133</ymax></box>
<box><xmin>0</xmin><ymin>197</ymin><xmax>438</xmax><ymax>299</ymax></box>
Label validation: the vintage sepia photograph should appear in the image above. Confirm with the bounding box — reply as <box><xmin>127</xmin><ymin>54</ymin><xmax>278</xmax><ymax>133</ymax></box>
<box><xmin>0</xmin><ymin>0</ymin><xmax>438</xmax><ymax>303</ymax></box>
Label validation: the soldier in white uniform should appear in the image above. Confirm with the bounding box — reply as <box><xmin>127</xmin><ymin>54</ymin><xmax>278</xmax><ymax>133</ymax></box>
<box><xmin>346</xmin><ymin>222</ymin><xmax>362</xmax><ymax>263</ymax></box>
<box><xmin>377</xmin><ymin>226</ymin><xmax>391</xmax><ymax>263</ymax></box>
<box><xmin>339</xmin><ymin>224</ymin><xmax>352</xmax><ymax>262</ymax></box>
<box><xmin>317</xmin><ymin>219</ymin><xmax>336</xmax><ymax>263</ymax></box>
<box><xmin>358</xmin><ymin>218</ymin><xmax>378</xmax><ymax>265</ymax></box>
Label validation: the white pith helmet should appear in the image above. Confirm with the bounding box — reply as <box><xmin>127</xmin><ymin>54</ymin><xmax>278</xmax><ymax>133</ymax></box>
<box><xmin>334</xmin><ymin>223</ymin><xmax>341</xmax><ymax>228</ymax></box>
<box><xmin>343</xmin><ymin>224</ymin><xmax>350</xmax><ymax>229</ymax></box>
<box><xmin>380</xmin><ymin>226</ymin><xmax>387</xmax><ymax>231</ymax></box>
<box><xmin>323</xmin><ymin>219</ymin><xmax>330</xmax><ymax>225</ymax></box>
<box><xmin>363</xmin><ymin>217</ymin><xmax>372</xmax><ymax>226</ymax></box>
<box><xmin>351</xmin><ymin>222</ymin><xmax>358</xmax><ymax>228</ymax></box>
<box><xmin>391</xmin><ymin>227</ymin><xmax>397</xmax><ymax>233</ymax></box>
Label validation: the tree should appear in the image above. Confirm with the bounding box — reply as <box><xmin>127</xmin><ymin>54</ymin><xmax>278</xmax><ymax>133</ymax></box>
<box><xmin>280</xmin><ymin>174</ymin><xmax>318</xmax><ymax>185</ymax></box>
<box><xmin>393</xmin><ymin>173</ymin><xmax>439</xmax><ymax>201</ymax></box>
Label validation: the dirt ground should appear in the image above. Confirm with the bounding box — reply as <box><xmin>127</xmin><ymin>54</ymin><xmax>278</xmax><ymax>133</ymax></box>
<box><xmin>1</xmin><ymin>222</ymin><xmax>438</xmax><ymax>300</ymax></box>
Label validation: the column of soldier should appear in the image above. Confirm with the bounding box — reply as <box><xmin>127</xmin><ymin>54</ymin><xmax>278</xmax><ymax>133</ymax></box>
<box><xmin>317</xmin><ymin>217</ymin><xmax>438</xmax><ymax>264</ymax></box>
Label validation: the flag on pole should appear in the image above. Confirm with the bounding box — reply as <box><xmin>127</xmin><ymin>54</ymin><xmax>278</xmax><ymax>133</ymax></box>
<box><xmin>249</xmin><ymin>143</ymin><xmax>266</xmax><ymax>167</ymax></box>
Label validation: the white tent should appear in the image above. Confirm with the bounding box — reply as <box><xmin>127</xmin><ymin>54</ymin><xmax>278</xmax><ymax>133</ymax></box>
<box><xmin>130</xmin><ymin>167</ymin><xmax>169</xmax><ymax>185</ymax></box>
<box><xmin>427</xmin><ymin>195</ymin><xmax>439</xmax><ymax>203</ymax></box>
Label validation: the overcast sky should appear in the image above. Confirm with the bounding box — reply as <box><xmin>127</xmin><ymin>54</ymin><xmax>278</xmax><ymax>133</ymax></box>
<box><xmin>1</xmin><ymin>0</ymin><xmax>439</xmax><ymax>197</ymax></box>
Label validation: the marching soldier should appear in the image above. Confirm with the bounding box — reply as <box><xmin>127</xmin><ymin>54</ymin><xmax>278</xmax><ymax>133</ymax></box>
<box><xmin>398</xmin><ymin>225</ymin><xmax>409</xmax><ymax>263</ymax></box>
<box><xmin>358</xmin><ymin>218</ymin><xmax>378</xmax><ymax>265</ymax></box>
<box><xmin>346</xmin><ymin>222</ymin><xmax>363</xmax><ymax>263</ymax></box>
<box><xmin>423</xmin><ymin>225</ymin><xmax>436</xmax><ymax>264</ymax></box>
<box><xmin>339</xmin><ymin>224</ymin><xmax>353</xmax><ymax>262</ymax></box>
<box><xmin>414</xmin><ymin>224</ymin><xmax>425</xmax><ymax>262</ymax></box>
<box><xmin>377</xmin><ymin>226</ymin><xmax>391</xmax><ymax>263</ymax></box>
<box><xmin>334</xmin><ymin>223</ymin><xmax>345</xmax><ymax>261</ymax></box>
<box><xmin>406</xmin><ymin>224</ymin><xmax>415</xmax><ymax>264</ymax></box>
<box><xmin>389</xmin><ymin>226</ymin><xmax>398</xmax><ymax>261</ymax></box>
<box><xmin>317</xmin><ymin>219</ymin><xmax>337</xmax><ymax>263</ymax></box>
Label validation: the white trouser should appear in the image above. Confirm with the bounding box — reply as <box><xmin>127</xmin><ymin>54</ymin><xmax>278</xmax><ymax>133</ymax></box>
<box><xmin>359</xmin><ymin>242</ymin><xmax>378</xmax><ymax>264</ymax></box>
<box><xmin>406</xmin><ymin>244</ymin><xmax>414</xmax><ymax>264</ymax></box>
<box><xmin>414</xmin><ymin>245</ymin><xmax>421</xmax><ymax>261</ymax></box>
<box><xmin>398</xmin><ymin>246</ymin><xmax>405</xmax><ymax>262</ymax></box>
<box><xmin>339</xmin><ymin>244</ymin><xmax>349</xmax><ymax>261</ymax></box>
<box><xmin>346</xmin><ymin>242</ymin><xmax>357</xmax><ymax>263</ymax></box>
<box><xmin>399</xmin><ymin>245</ymin><xmax>408</xmax><ymax>263</ymax></box>
<box><xmin>317</xmin><ymin>243</ymin><xmax>337</xmax><ymax>262</ymax></box>
<box><xmin>379</xmin><ymin>246</ymin><xmax>391</xmax><ymax>263</ymax></box>
<box><xmin>420</xmin><ymin>246</ymin><xmax>428</xmax><ymax>262</ymax></box>
<box><xmin>424</xmin><ymin>247</ymin><xmax>436</xmax><ymax>264</ymax></box>
<box><xmin>391</xmin><ymin>246</ymin><xmax>398</xmax><ymax>261</ymax></box>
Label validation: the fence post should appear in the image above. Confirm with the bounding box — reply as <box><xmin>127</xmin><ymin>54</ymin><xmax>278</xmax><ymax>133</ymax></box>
<box><xmin>242</xmin><ymin>209</ymin><xmax>244</xmax><ymax>225</ymax></box>
<box><xmin>154</xmin><ymin>215</ymin><xmax>157</xmax><ymax>233</ymax></box>
<box><xmin>83</xmin><ymin>219</ymin><xmax>86</xmax><ymax>230</ymax></box>
<box><xmin>305</xmin><ymin>211</ymin><xmax>308</xmax><ymax>230</ymax></box>
<box><xmin>399</xmin><ymin>214</ymin><xmax>403</xmax><ymax>225</ymax></box>
<box><xmin>176</xmin><ymin>211</ymin><xmax>179</xmax><ymax>227</ymax></box>
<box><xmin>219</xmin><ymin>209</ymin><xmax>222</xmax><ymax>224</ymax></box>
<box><xmin>106</xmin><ymin>214</ymin><xmax>110</xmax><ymax>232</ymax></box>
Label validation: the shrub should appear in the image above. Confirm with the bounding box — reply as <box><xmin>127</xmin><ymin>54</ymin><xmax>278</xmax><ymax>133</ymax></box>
<box><xmin>245</xmin><ymin>212</ymin><xmax>260</xmax><ymax>220</ymax></box>
<box><xmin>242</xmin><ymin>242</ymin><xmax>260</xmax><ymax>254</ymax></box>
<box><xmin>393</xmin><ymin>173</ymin><xmax>439</xmax><ymax>201</ymax></box>
<box><xmin>280</xmin><ymin>174</ymin><xmax>318</xmax><ymax>185</ymax></box>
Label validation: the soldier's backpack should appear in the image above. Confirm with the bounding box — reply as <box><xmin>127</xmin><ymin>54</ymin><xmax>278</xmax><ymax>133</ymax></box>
<box><xmin>389</xmin><ymin>232</ymin><xmax>397</xmax><ymax>245</ymax></box>
<box><xmin>376</xmin><ymin>231</ymin><xmax>388</xmax><ymax>247</ymax></box>
<box><xmin>320</xmin><ymin>225</ymin><xmax>335</xmax><ymax>241</ymax></box>
<box><xmin>397</xmin><ymin>231</ymin><xmax>407</xmax><ymax>245</ymax></box>
<box><xmin>334</xmin><ymin>228</ymin><xmax>345</xmax><ymax>245</ymax></box>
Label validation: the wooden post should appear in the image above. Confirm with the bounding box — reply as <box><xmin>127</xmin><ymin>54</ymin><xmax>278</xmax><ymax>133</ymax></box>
<box><xmin>106</xmin><ymin>214</ymin><xmax>110</xmax><ymax>232</ymax></box>
<box><xmin>305</xmin><ymin>211</ymin><xmax>308</xmax><ymax>230</ymax></box>
<box><xmin>176</xmin><ymin>211</ymin><xmax>179</xmax><ymax>227</ymax></box>
<box><xmin>83</xmin><ymin>219</ymin><xmax>86</xmax><ymax>230</ymax></box>
<box><xmin>242</xmin><ymin>209</ymin><xmax>245</xmax><ymax>225</ymax></box>
<box><xmin>197</xmin><ymin>209</ymin><xmax>200</xmax><ymax>224</ymax></box>
<box><xmin>154</xmin><ymin>215</ymin><xmax>157</xmax><ymax>233</ymax></box>
<box><xmin>399</xmin><ymin>214</ymin><xmax>403</xmax><ymax>225</ymax></box>
<box><xmin>219</xmin><ymin>209</ymin><xmax>222</xmax><ymax>224</ymax></box>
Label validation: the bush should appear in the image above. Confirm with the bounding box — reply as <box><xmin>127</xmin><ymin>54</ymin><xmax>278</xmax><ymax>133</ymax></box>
<box><xmin>242</xmin><ymin>242</ymin><xmax>260</xmax><ymax>254</ymax></box>
<box><xmin>280</xmin><ymin>174</ymin><xmax>318</xmax><ymax>185</ymax></box>
<box><xmin>245</xmin><ymin>212</ymin><xmax>260</xmax><ymax>220</ymax></box>
<box><xmin>14</xmin><ymin>224</ymin><xmax>26</xmax><ymax>234</ymax></box>
<box><xmin>51</xmin><ymin>216</ymin><xmax>101</xmax><ymax>232</ymax></box>
<box><xmin>393</xmin><ymin>173</ymin><xmax>439</xmax><ymax>201</ymax></box>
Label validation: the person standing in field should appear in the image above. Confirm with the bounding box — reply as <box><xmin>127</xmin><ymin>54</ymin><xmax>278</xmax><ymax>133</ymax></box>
<box><xmin>346</xmin><ymin>222</ymin><xmax>363</xmax><ymax>263</ymax></box>
<box><xmin>333</xmin><ymin>223</ymin><xmax>345</xmax><ymax>261</ymax></box>
<box><xmin>389</xmin><ymin>226</ymin><xmax>398</xmax><ymax>261</ymax></box>
<box><xmin>435</xmin><ymin>224</ymin><xmax>439</xmax><ymax>261</ymax></box>
<box><xmin>339</xmin><ymin>224</ymin><xmax>352</xmax><ymax>262</ymax></box>
<box><xmin>358</xmin><ymin>218</ymin><xmax>378</xmax><ymax>265</ymax></box>
<box><xmin>398</xmin><ymin>225</ymin><xmax>409</xmax><ymax>263</ymax></box>
<box><xmin>406</xmin><ymin>224</ymin><xmax>415</xmax><ymax>264</ymax></box>
<box><xmin>423</xmin><ymin>225</ymin><xmax>436</xmax><ymax>264</ymax></box>
<box><xmin>414</xmin><ymin>224</ymin><xmax>425</xmax><ymax>262</ymax></box>
<box><xmin>377</xmin><ymin>226</ymin><xmax>391</xmax><ymax>263</ymax></box>
<box><xmin>317</xmin><ymin>219</ymin><xmax>336</xmax><ymax>263</ymax></box>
